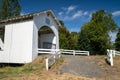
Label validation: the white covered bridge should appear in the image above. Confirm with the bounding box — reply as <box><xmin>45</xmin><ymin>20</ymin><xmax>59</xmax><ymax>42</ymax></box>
<box><xmin>0</xmin><ymin>10</ymin><xmax>60</xmax><ymax>63</ymax></box>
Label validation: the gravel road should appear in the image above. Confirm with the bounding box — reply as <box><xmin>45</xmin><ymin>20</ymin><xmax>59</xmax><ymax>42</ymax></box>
<box><xmin>61</xmin><ymin>55</ymin><xmax>105</xmax><ymax>78</ymax></box>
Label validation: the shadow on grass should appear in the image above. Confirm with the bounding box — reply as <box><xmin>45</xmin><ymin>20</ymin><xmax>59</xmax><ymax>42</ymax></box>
<box><xmin>0</xmin><ymin>63</ymin><xmax>24</xmax><ymax>68</ymax></box>
<box><xmin>105</xmin><ymin>58</ymin><xmax>111</xmax><ymax>66</ymax></box>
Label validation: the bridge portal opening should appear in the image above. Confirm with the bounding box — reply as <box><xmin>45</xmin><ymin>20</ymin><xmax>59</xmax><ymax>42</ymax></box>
<box><xmin>38</xmin><ymin>26</ymin><xmax>56</xmax><ymax>49</ymax></box>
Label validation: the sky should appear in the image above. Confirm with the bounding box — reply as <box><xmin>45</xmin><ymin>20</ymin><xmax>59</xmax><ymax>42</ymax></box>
<box><xmin>19</xmin><ymin>0</ymin><xmax>120</xmax><ymax>41</ymax></box>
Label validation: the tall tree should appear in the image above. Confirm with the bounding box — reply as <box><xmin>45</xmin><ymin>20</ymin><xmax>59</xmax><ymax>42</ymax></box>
<box><xmin>115</xmin><ymin>28</ymin><xmax>120</xmax><ymax>51</ymax></box>
<box><xmin>0</xmin><ymin>0</ymin><xmax>21</xmax><ymax>20</ymax></box>
<box><xmin>78</xmin><ymin>10</ymin><xmax>118</xmax><ymax>54</ymax></box>
<box><xmin>77</xmin><ymin>28</ymin><xmax>91</xmax><ymax>51</ymax></box>
<box><xmin>59</xmin><ymin>20</ymin><xmax>75</xmax><ymax>50</ymax></box>
<box><xmin>71</xmin><ymin>32</ymin><xmax>79</xmax><ymax>50</ymax></box>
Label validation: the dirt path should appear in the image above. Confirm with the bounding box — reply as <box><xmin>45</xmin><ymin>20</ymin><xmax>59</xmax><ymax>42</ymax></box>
<box><xmin>61</xmin><ymin>55</ymin><xmax>106</xmax><ymax>78</ymax></box>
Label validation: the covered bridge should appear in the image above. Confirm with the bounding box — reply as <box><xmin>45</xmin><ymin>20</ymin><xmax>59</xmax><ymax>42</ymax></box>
<box><xmin>0</xmin><ymin>10</ymin><xmax>60</xmax><ymax>63</ymax></box>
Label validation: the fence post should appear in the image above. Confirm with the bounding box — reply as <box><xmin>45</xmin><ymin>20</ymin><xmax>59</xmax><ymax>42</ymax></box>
<box><xmin>87</xmin><ymin>51</ymin><xmax>89</xmax><ymax>56</ymax></box>
<box><xmin>113</xmin><ymin>50</ymin><xmax>115</xmax><ymax>57</ymax></box>
<box><xmin>73</xmin><ymin>50</ymin><xmax>75</xmax><ymax>56</ymax></box>
<box><xmin>46</xmin><ymin>59</ymin><xmax>49</xmax><ymax>71</ymax></box>
<box><xmin>110</xmin><ymin>50</ymin><xmax>113</xmax><ymax>66</ymax></box>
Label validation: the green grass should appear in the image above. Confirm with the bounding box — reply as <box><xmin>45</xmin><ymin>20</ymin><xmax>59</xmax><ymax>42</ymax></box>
<box><xmin>0</xmin><ymin>56</ymin><xmax>46</xmax><ymax>79</ymax></box>
<box><xmin>0</xmin><ymin>65</ymin><xmax>35</xmax><ymax>77</ymax></box>
<box><xmin>0</xmin><ymin>55</ymin><xmax>64</xmax><ymax>80</ymax></box>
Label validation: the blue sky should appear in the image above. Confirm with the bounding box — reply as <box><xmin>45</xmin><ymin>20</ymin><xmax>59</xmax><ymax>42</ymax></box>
<box><xmin>19</xmin><ymin>0</ymin><xmax>120</xmax><ymax>41</ymax></box>
<box><xmin>19</xmin><ymin>0</ymin><xmax>120</xmax><ymax>32</ymax></box>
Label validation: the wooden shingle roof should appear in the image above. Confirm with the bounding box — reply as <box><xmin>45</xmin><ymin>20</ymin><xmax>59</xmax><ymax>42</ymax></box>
<box><xmin>0</xmin><ymin>10</ymin><xmax>61</xmax><ymax>27</ymax></box>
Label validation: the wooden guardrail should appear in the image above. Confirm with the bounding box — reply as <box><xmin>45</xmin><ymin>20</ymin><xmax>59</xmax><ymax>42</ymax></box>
<box><xmin>75</xmin><ymin>50</ymin><xmax>89</xmax><ymax>56</ymax></box>
<box><xmin>45</xmin><ymin>50</ymin><xmax>61</xmax><ymax>71</ymax></box>
<box><xmin>38</xmin><ymin>48</ymin><xmax>89</xmax><ymax>70</ymax></box>
<box><xmin>38</xmin><ymin>48</ymin><xmax>59</xmax><ymax>54</ymax></box>
<box><xmin>61</xmin><ymin>49</ymin><xmax>89</xmax><ymax>56</ymax></box>
<box><xmin>107</xmin><ymin>49</ymin><xmax>120</xmax><ymax>66</ymax></box>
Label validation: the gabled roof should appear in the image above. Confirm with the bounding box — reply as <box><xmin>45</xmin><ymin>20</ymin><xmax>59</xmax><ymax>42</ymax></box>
<box><xmin>0</xmin><ymin>10</ymin><xmax>61</xmax><ymax>27</ymax></box>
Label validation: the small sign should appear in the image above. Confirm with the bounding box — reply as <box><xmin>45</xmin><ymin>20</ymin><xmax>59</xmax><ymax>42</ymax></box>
<box><xmin>46</xmin><ymin>18</ymin><xmax>50</xmax><ymax>25</ymax></box>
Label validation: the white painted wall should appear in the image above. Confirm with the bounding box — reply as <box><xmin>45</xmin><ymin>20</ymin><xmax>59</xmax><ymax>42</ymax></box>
<box><xmin>2</xmin><ymin>20</ymin><xmax>33</xmax><ymax>63</ymax></box>
<box><xmin>0</xmin><ymin>11</ymin><xmax>59</xmax><ymax>63</ymax></box>
<box><xmin>32</xmin><ymin>23</ymin><xmax>38</xmax><ymax>60</ymax></box>
<box><xmin>1</xmin><ymin>24</ymin><xmax>13</xmax><ymax>63</ymax></box>
<box><xmin>33</xmin><ymin>12</ymin><xmax>59</xmax><ymax>49</ymax></box>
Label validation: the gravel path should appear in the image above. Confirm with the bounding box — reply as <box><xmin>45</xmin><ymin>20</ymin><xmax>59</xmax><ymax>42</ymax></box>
<box><xmin>61</xmin><ymin>55</ymin><xmax>105</xmax><ymax>78</ymax></box>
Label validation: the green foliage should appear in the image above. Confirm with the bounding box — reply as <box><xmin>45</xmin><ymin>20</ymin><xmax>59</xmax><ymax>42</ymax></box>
<box><xmin>59</xmin><ymin>25</ymin><xmax>70</xmax><ymax>49</ymax></box>
<box><xmin>78</xmin><ymin>10</ymin><xmax>118</xmax><ymax>54</ymax></box>
<box><xmin>71</xmin><ymin>32</ymin><xmax>79</xmax><ymax>50</ymax></box>
<box><xmin>0</xmin><ymin>0</ymin><xmax>21</xmax><ymax>20</ymax></box>
<box><xmin>77</xmin><ymin>28</ymin><xmax>91</xmax><ymax>51</ymax></box>
<box><xmin>59</xmin><ymin>20</ymin><xmax>76</xmax><ymax>50</ymax></box>
<box><xmin>115</xmin><ymin>28</ymin><xmax>120</xmax><ymax>51</ymax></box>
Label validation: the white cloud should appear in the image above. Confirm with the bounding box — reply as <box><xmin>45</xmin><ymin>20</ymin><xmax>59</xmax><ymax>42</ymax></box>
<box><xmin>62</xmin><ymin>16</ymin><xmax>71</xmax><ymax>21</ymax></box>
<box><xmin>58</xmin><ymin>5</ymin><xmax>92</xmax><ymax>22</ymax></box>
<box><xmin>72</xmin><ymin>10</ymin><xmax>83</xmax><ymax>19</ymax></box>
<box><xmin>67</xmin><ymin>5</ymin><xmax>77</xmax><ymax>14</ymax></box>
<box><xmin>109</xmin><ymin>32</ymin><xmax>117</xmax><ymax>42</ymax></box>
<box><xmin>89</xmin><ymin>13</ymin><xmax>92</xmax><ymax>18</ymax></box>
<box><xmin>112</xmin><ymin>11</ymin><xmax>120</xmax><ymax>17</ymax></box>
<box><xmin>83</xmin><ymin>11</ymin><xmax>88</xmax><ymax>15</ymax></box>
<box><xmin>58</xmin><ymin>10</ymin><xmax>91</xmax><ymax>21</ymax></box>
<box><xmin>61</xmin><ymin>5</ymin><xmax>77</xmax><ymax>14</ymax></box>
<box><xmin>58</xmin><ymin>12</ymin><xmax>63</xmax><ymax>16</ymax></box>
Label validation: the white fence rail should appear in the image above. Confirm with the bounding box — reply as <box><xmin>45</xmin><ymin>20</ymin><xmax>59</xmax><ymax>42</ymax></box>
<box><xmin>61</xmin><ymin>49</ymin><xmax>89</xmax><ymax>56</ymax></box>
<box><xmin>45</xmin><ymin>50</ymin><xmax>61</xmax><ymax>71</ymax></box>
<box><xmin>75</xmin><ymin>50</ymin><xmax>89</xmax><ymax>56</ymax></box>
<box><xmin>38</xmin><ymin>48</ymin><xmax>59</xmax><ymax>54</ymax></box>
<box><xmin>38</xmin><ymin>48</ymin><xmax>89</xmax><ymax>70</ymax></box>
<box><xmin>61</xmin><ymin>50</ymin><xmax>75</xmax><ymax>55</ymax></box>
<box><xmin>114</xmin><ymin>50</ymin><xmax>120</xmax><ymax>56</ymax></box>
<box><xmin>107</xmin><ymin>49</ymin><xmax>120</xmax><ymax>66</ymax></box>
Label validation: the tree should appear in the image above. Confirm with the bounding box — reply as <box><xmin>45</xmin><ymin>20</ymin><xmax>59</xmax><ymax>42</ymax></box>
<box><xmin>0</xmin><ymin>0</ymin><xmax>21</xmax><ymax>20</ymax></box>
<box><xmin>77</xmin><ymin>28</ymin><xmax>91</xmax><ymax>51</ymax></box>
<box><xmin>59</xmin><ymin>20</ymin><xmax>75</xmax><ymax>50</ymax></box>
<box><xmin>71</xmin><ymin>32</ymin><xmax>79</xmax><ymax>50</ymax></box>
<box><xmin>115</xmin><ymin>28</ymin><xmax>120</xmax><ymax>51</ymax></box>
<box><xmin>78</xmin><ymin>10</ymin><xmax>118</xmax><ymax>54</ymax></box>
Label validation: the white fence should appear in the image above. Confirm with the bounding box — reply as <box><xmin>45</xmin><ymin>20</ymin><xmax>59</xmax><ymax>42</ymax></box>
<box><xmin>38</xmin><ymin>48</ymin><xmax>59</xmax><ymax>54</ymax></box>
<box><xmin>114</xmin><ymin>50</ymin><xmax>120</xmax><ymax>56</ymax></box>
<box><xmin>75</xmin><ymin>50</ymin><xmax>89</xmax><ymax>56</ymax></box>
<box><xmin>107</xmin><ymin>49</ymin><xmax>120</xmax><ymax>66</ymax></box>
<box><xmin>38</xmin><ymin>48</ymin><xmax>89</xmax><ymax>70</ymax></box>
<box><xmin>61</xmin><ymin>49</ymin><xmax>89</xmax><ymax>56</ymax></box>
<box><xmin>107</xmin><ymin>49</ymin><xmax>113</xmax><ymax>66</ymax></box>
<box><xmin>45</xmin><ymin>50</ymin><xmax>61</xmax><ymax>71</ymax></box>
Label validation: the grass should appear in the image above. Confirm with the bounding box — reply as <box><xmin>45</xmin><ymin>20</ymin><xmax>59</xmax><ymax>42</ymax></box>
<box><xmin>0</xmin><ymin>55</ymin><xmax>46</xmax><ymax>79</ymax></box>
<box><xmin>1</xmin><ymin>55</ymin><xmax>119</xmax><ymax>80</ymax></box>
<box><xmin>0</xmin><ymin>55</ymin><xmax>65</xmax><ymax>80</ymax></box>
<box><xmin>0</xmin><ymin>55</ymin><xmax>95</xmax><ymax>80</ymax></box>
